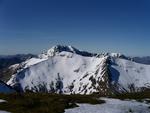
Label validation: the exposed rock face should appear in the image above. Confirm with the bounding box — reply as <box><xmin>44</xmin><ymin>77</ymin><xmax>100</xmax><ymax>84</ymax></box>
<box><xmin>97</xmin><ymin>58</ymin><xmax>112</xmax><ymax>95</ymax></box>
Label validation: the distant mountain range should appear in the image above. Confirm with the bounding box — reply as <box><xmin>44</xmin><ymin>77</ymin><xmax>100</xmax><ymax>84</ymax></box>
<box><xmin>0</xmin><ymin>54</ymin><xmax>37</xmax><ymax>83</ymax></box>
<box><xmin>132</xmin><ymin>56</ymin><xmax>150</xmax><ymax>65</ymax></box>
<box><xmin>0</xmin><ymin>45</ymin><xmax>148</xmax><ymax>95</ymax></box>
<box><xmin>0</xmin><ymin>54</ymin><xmax>37</xmax><ymax>69</ymax></box>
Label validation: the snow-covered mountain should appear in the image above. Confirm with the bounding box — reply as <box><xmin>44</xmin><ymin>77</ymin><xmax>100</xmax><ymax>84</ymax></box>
<box><xmin>6</xmin><ymin>45</ymin><xmax>150</xmax><ymax>95</ymax></box>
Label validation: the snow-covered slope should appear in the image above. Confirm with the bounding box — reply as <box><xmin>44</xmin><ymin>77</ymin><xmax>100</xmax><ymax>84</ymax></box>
<box><xmin>109</xmin><ymin>57</ymin><xmax>150</xmax><ymax>92</ymax></box>
<box><xmin>65</xmin><ymin>98</ymin><xmax>150</xmax><ymax>113</ymax></box>
<box><xmin>6</xmin><ymin>45</ymin><xmax>150</xmax><ymax>94</ymax></box>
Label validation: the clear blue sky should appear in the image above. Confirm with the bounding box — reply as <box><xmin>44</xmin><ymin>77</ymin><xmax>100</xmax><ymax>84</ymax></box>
<box><xmin>0</xmin><ymin>0</ymin><xmax>150</xmax><ymax>56</ymax></box>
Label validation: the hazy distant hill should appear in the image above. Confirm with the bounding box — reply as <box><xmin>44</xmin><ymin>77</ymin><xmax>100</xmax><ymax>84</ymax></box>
<box><xmin>132</xmin><ymin>56</ymin><xmax>150</xmax><ymax>65</ymax></box>
<box><xmin>0</xmin><ymin>54</ymin><xmax>37</xmax><ymax>82</ymax></box>
<box><xmin>0</xmin><ymin>54</ymin><xmax>37</xmax><ymax>69</ymax></box>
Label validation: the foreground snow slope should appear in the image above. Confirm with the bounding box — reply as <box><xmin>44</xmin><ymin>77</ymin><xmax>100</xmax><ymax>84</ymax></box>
<box><xmin>7</xmin><ymin>45</ymin><xmax>150</xmax><ymax>94</ymax></box>
<box><xmin>65</xmin><ymin>98</ymin><xmax>150</xmax><ymax>113</ymax></box>
<box><xmin>0</xmin><ymin>111</ymin><xmax>10</xmax><ymax>113</ymax></box>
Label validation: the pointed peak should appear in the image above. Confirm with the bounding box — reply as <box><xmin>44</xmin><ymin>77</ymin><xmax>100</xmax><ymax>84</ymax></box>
<box><xmin>46</xmin><ymin>45</ymin><xmax>80</xmax><ymax>56</ymax></box>
<box><xmin>39</xmin><ymin>45</ymin><xmax>80</xmax><ymax>58</ymax></box>
<box><xmin>49</xmin><ymin>45</ymin><xmax>78</xmax><ymax>53</ymax></box>
<box><xmin>39</xmin><ymin>45</ymin><xmax>96</xmax><ymax>58</ymax></box>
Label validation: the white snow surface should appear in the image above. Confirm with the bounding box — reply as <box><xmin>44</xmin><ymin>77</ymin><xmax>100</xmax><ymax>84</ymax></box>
<box><xmin>8</xmin><ymin>64</ymin><xmax>19</xmax><ymax>69</ymax></box>
<box><xmin>0</xmin><ymin>99</ymin><xmax>6</xmax><ymax>103</ymax></box>
<box><xmin>0</xmin><ymin>111</ymin><xmax>10</xmax><ymax>113</ymax></box>
<box><xmin>65</xmin><ymin>98</ymin><xmax>150</xmax><ymax>113</ymax></box>
<box><xmin>23</xmin><ymin>58</ymin><xmax>47</xmax><ymax>68</ymax></box>
<box><xmin>110</xmin><ymin>58</ymin><xmax>150</xmax><ymax>91</ymax></box>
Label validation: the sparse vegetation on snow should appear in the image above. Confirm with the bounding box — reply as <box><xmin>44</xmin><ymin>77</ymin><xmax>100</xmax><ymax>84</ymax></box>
<box><xmin>0</xmin><ymin>93</ymin><xmax>104</xmax><ymax>113</ymax></box>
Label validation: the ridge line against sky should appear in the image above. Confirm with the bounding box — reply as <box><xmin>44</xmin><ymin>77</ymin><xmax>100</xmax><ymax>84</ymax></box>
<box><xmin>0</xmin><ymin>0</ymin><xmax>150</xmax><ymax>56</ymax></box>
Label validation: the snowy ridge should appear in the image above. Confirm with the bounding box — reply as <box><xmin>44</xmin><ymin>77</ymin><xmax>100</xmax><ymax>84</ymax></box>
<box><xmin>6</xmin><ymin>45</ymin><xmax>150</xmax><ymax>94</ymax></box>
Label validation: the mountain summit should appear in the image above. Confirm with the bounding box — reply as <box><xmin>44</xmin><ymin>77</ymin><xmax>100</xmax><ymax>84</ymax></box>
<box><xmin>39</xmin><ymin>45</ymin><xmax>96</xmax><ymax>59</ymax></box>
